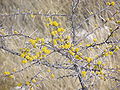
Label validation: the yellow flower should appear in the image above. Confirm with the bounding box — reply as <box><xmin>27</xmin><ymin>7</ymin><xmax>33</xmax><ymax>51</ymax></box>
<box><xmin>51</xmin><ymin>21</ymin><xmax>59</xmax><ymax>26</ymax></box>
<box><xmin>46</xmin><ymin>24</ymin><xmax>50</xmax><ymax>27</ymax></box>
<box><xmin>51</xmin><ymin>73</ymin><xmax>55</xmax><ymax>78</ymax></box>
<box><xmin>51</xmin><ymin>31</ymin><xmax>56</xmax><ymax>36</ymax></box>
<box><xmin>116</xmin><ymin>20</ymin><xmax>120</xmax><ymax>24</ymax></box>
<box><xmin>114</xmin><ymin>46</ymin><xmax>119</xmax><ymax>52</ymax></box>
<box><xmin>70</xmin><ymin>47</ymin><xmax>75</xmax><ymax>51</ymax></box>
<box><xmin>81</xmin><ymin>71</ymin><xmax>87</xmax><ymax>77</ymax></box>
<box><xmin>36</xmin><ymin>37</ymin><xmax>41</xmax><ymax>42</ymax></box>
<box><xmin>64</xmin><ymin>43</ymin><xmax>71</xmax><ymax>49</ymax></box>
<box><xmin>68</xmin><ymin>50</ymin><xmax>75</xmax><ymax>56</ymax></box>
<box><xmin>110</xmin><ymin>17</ymin><xmax>114</xmax><ymax>20</ymax></box>
<box><xmin>75</xmin><ymin>48</ymin><xmax>80</xmax><ymax>52</ymax></box>
<box><xmin>54</xmin><ymin>31</ymin><xmax>58</xmax><ymax>34</ymax></box>
<box><xmin>111</xmin><ymin>2</ymin><xmax>115</xmax><ymax>6</ymax></box>
<box><xmin>68</xmin><ymin>60</ymin><xmax>73</xmax><ymax>63</ymax></box>
<box><xmin>96</xmin><ymin>71</ymin><xmax>100</xmax><ymax>75</ymax></box>
<box><xmin>94</xmin><ymin>65</ymin><xmax>98</xmax><ymax>69</ymax></box>
<box><xmin>44</xmin><ymin>49</ymin><xmax>51</xmax><ymax>54</ymax></box>
<box><xmin>30</xmin><ymin>14</ymin><xmax>36</xmax><ymax>18</ymax></box>
<box><xmin>108</xmin><ymin>51</ymin><xmax>113</xmax><ymax>55</ymax></box>
<box><xmin>91</xmin><ymin>71</ymin><xmax>94</xmax><ymax>74</ymax></box>
<box><xmin>13</xmin><ymin>31</ymin><xmax>19</xmax><ymax>34</ymax></box>
<box><xmin>25</xmin><ymin>55</ymin><xmax>30</xmax><ymax>60</ymax></box>
<box><xmin>106</xmin><ymin>2</ymin><xmax>111</xmax><ymax>5</ymax></box>
<box><xmin>28</xmin><ymin>57</ymin><xmax>34</xmax><ymax>61</ymax></box>
<box><xmin>60</xmin><ymin>39</ymin><xmax>64</xmax><ymax>42</ymax></box>
<box><xmin>104</xmin><ymin>52</ymin><xmax>109</xmax><ymax>56</ymax></box>
<box><xmin>57</xmin><ymin>28</ymin><xmax>65</xmax><ymax>32</ymax></box>
<box><xmin>26</xmin><ymin>81</ymin><xmax>31</xmax><ymax>86</ymax></box>
<box><xmin>53</xmin><ymin>39</ymin><xmax>57</xmax><ymax>45</ymax></box>
<box><xmin>100</xmin><ymin>70</ymin><xmax>104</xmax><ymax>75</ymax></box>
<box><xmin>20</xmin><ymin>53</ymin><xmax>26</xmax><ymax>58</ymax></box>
<box><xmin>32</xmin><ymin>79</ymin><xmax>37</xmax><ymax>83</ymax></box>
<box><xmin>95</xmin><ymin>55</ymin><xmax>98</xmax><ymax>58</ymax></box>
<box><xmin>36</xmin><ymin>84</ymin><xmax>39</xmax><ymax>87</ymax></box>
<box><xmin>29</xmin><ymin>39</ymin><xmax>36</xmax><ymax>46</ymax></box>
<box><xmin>79</xmin><ymin>43</ymin><xmax>82</xmax><ymax>45</ymax></box>
<box><xmin>17</xmin><ymin>83</ymin><xmax>22</xmax><ymax>87</ymax></box>
<box><xmin>97</xmin><ymin>61</ymin><xmax>102</xmax><ymax>65</ymax></box>
<box><xmin>66</xmin><ymin>36</ymin><xmax>71</xmax><ymax>40</ymax></box>
<box><xmin>26</xmin><ymin>48</ymin><xmax>30</xmax><ymax>52</ymax></box>
<box><xmin>31</xmin><ymin>55</ymin><xmax>38</xmax><ymax>59</ymax></box>
<box><xmin>58</xmin><ymin>45</ymin><xmax>63</xmax><ymax>48</ymax></box>
<box><xmin>41</xmin><ymin>43</ymin><xmax>45</xmax><ymax>45</ymax></box>
<box><xmin>1</xmin><ymin>28</ymin><xmax>5</xmax><ymax>31</ymax></box>
<box><xmin>99</xmin><ymin>76</ymin><xmax>105</xmax><ymax>80</ymax></box>
<box><xmin>94</xmin><ymin>24</ymin><xmax>98</xmax><ymax>27</ymax></box>
<box><xmin>57</xmin><ymin>28</ymin><xmax>62</xmax><ymax>32</ymax></box>
<box><xmin>86</xmin><ymin>44</ymin><xmax>91</xmax><ymax>47</ymax></box>
<box><xmin>42</xmin><ymin>46</ymin><xmax>47</xmax><ymax>50</ymax></box>
<box><xmin>9</xmin><ymin>75</ymin><xmax>14</xmax><ymax>78</ymax></box>
<box><xmin>75</xmin><ymin>55</ymin><xmax>82</xmax><ymax>60</ymax></box>
<box><xmin>85</xmin><ymin>57</ymin><xmax>93</xmax><ymax>63</ymax></box>
<box><xmin>42</xmin><ymin>55</ymin><xmax>46</xmax><ymax>58</ymax></box>
<box><xmin>79</xmin><ymin>53</ymin><xmax>83</xmax><ymax>56</ymax></box>
<box><xmin>21</xmin><ymin>60</ymin><xmax>28</xmax><ymax>64</ymax></box>
<box><xmin>89</xmin><ymin>12</ymin><xmax>93</xmax><ymax>15</ymax></box>
<box><xmin>47</xmin><ymin>69</ymin><xmax>51</xmax><ymax>72</ymax></box>
<box><xmin>108</xmin><ymin>45</ymin><xmax>112</xmax><ymax>48</ymax></box>
<box><xmin>47</xmin><ymin>18</ymin><xmax>52</xmax><ymax>22</ymax></box>
<box><xmin>41</xmin><ymin>38</ymin><xmax>45</xmax><ymax>42</ymax></box>
<box><xmin>93</xmin><ymin>38</ymin><xmax>97</xmax><ymax>42</ymax></box>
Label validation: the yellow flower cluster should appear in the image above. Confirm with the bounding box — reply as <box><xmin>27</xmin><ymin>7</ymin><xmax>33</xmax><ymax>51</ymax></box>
<box><xmin>46</xmin><ymin>18</ymin><xmax>59</xmax><ymax>27</ymax></box>
<box><xmin>106</xmin><ymin>1</ymin><xmax>115</xmax><ymax>6</ymax></box>
<box><xmin>50</xmin><ymin>28</ymin><xmax>65</xmax><ymax>36</ymax></box>
<box><xmin>84</xmin><ymin>57</ymin><xmax>93</xmax><ymax>63</ymax></box>
<box><xmin>42</xmin><ymin>46</ymin><xmax>51</xmax><ymax>54</ymax></box>
<box><xmin>29</xmin><ymin>39</ymin><xmax>37</xmax><ymax>45</ymax></box>
<box><xmin>29</xmin><ymin>38</ymin><xmax>45</xmax><ymax>48</ymax></box>
<box><xmin>20</xmin><ymin>52</ymin><xmax>34</xmax><ymax>62</ymax></box>
<box><xmin>21</xmin><ymin>60</ymin><xmax>28</xmax><ymax>64</ymax></box>
<box><xmin>103</xmin><ymin>50</ymin><xmax>114</xmax><ymax>56</ymax></box>
<box><xmin>4</xmin><ymin>71</ymin><xmax>10</xmax><ymax>75</ymax></box>
<box><xmin>59</xmin><ymin>43</ymin><xmax>72</xmax><ymax>49</ymax></box>
<box><xmin>4</xmin><ymin>72</ymin><xmax>15</xmax><ymax>79</ymax></box>
<box><xmin>50</xmin><ymin>21</ymin><xmax>59</xmax><ymax>26</ymax></box>
<box><xmin>96</xmin><ymin>70</ymin><xmax>104</xmax><ymax>75</ymax></box>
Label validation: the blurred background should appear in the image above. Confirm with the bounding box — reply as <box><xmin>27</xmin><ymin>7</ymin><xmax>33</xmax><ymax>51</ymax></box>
<box><xmin>0</xmin><ymin>0</ymin><xmax>120</xmax><ymax>90</ymax></box>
